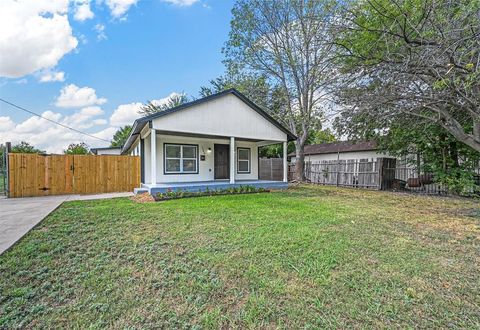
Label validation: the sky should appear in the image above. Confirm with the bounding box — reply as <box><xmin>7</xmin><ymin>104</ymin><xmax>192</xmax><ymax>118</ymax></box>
<box><xmin>0</xmin><ymin>0</ymin><xmax>235</xmax><ymax>153</ymax></box>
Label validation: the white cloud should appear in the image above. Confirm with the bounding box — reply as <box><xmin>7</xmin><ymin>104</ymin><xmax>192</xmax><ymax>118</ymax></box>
<box><xmin>74</xmin><ymin>1</ymin><xmax>94</xmax><ymax>21</ymax></box>
<box><xmin>94</xmin><ymin>24</ymin><xmax>107</xmax><ymax>41</ymax></box>
<box><xmin>105</xmin><ymin>0</ymin><xmax>138</xmax><ymax>18</ymax></box>
<box><xmin>39</xmin><ymin>70</ymin><xmax>65</xmax><ymax>83</ymax></box>
<box><xmin>0</xmin><ymin>92</ymin><xmax>182</xmax><ymax>153</ymax></box>
<box><xmin>0</xmin><ymin>0</ymin><xmax>78</xmax><ymax>78</ymax></box>
<box><xmin>0</xmin><ymin>108</ymin><xmax>111</xmax><ymax>153</ymax></box>
<box><xmin>162</xmin><ymin>0</ymin><xmax>199</xmax><ymax>6</ymax></box>
<box><xmin>108</xmin><ymin>92</ymin><xmax>181</xmax><ymax>127</ymax></box>
<box><xmin>0</xmin><ymin>116</ymin><xmax>15</xmax><ymax>131</ymax></box>
<box><xmin>55</xmin><ymin>84</ymin><xmax>107</xmax><ymax>108</ymax></box>
<box><xmin>14</xmin><ymin>79</ymin><xmax>28</xmax><ymax>84</ymax></box>
<box><xmin>109</xmin><ymin>102</ymin><xmax>143</xmax><ymax>127</ymax></box>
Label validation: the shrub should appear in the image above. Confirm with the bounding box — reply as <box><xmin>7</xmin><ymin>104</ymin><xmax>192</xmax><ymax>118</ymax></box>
<box><xmin>155</xmin><ymin>185</ymin><xmax>269</xmax><ymax>201</ymax></box>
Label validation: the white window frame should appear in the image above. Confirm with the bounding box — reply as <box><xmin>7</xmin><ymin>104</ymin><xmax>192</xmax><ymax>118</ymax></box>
<box><xmin>164</xmin><ymin>144</ymin><xmax>198</xmax><ymax>174</ymax></box>
<box><xmin>237</xmin><ymin>147</ymin><xmax>251</xmax><ymax>174</ymax></box>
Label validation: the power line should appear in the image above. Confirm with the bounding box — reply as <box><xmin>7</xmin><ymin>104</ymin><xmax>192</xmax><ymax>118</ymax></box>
<box><xmin>0</xmin><ymin>98</ymin><xmax>111</xmax><ymax>143</ymax></box>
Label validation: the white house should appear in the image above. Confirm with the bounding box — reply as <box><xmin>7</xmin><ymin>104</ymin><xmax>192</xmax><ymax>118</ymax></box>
<box><xmin>91</xmin><ymin>147</ymin><xmax>122</xmax><ymax>155</ymax></box>
<box><xmin>121</xmin><ymin>89</ymin><xmax>296</xmax><ymax>194</ymax></box>
<box><xmin>289</xmin><ymin>141</ymin><xmax>389</xmax><ymax>163</ymax></box>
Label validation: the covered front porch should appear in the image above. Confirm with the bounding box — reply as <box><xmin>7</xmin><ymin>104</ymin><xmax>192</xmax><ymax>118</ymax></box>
<box><xmin>121</xmin><ymin>89</ymin><xmax>296</xmax><ymax>195</ymax></box>
<box><xmin>136</xmin><ymin>179</ymin><xmax>288</xmax><ymax>195</ymax></box>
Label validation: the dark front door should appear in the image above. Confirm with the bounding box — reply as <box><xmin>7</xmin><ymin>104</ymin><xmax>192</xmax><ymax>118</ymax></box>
<box><xmin>214</xmin><ymin>144</ymin><xmax>229</xmax><ymax>179</ymax></box>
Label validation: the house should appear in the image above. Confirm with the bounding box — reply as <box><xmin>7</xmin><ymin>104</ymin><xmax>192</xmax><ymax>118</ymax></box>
<box><xmin>91</xmin><ymin>147</ymin><xmax>122</xmax><ymax>155</ymax></box>
<box><xmin>120</xmin><ymin>89</ymin><xmax>296</xmax><ymax>195</ymax></box>
<box><xmin>289</xmin><ymin>140</ymin><xmax>389</xmax><ymax>163</ymax></box>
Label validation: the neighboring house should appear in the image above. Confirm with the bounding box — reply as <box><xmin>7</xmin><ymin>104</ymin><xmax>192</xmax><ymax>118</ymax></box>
<box><xmin>91</xmin><ymin>147</ymin><xmax>122</xmax><ymax>155</ymax></box>
<box><xmin>289</xmin><ymin>141</ymin><xmax>390</xmax><ymax>163</ymax></box>
<box><xmin>114</xmin><ymin>89</ymin><xmax>295</xmax><ymax>194</ymax></box>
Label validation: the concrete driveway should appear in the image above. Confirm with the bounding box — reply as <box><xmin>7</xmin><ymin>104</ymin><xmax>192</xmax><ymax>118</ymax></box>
<box><xmin>0</xmin><ymin>192</ymin><xmax>133</xmax><ymax>255</ymax></box>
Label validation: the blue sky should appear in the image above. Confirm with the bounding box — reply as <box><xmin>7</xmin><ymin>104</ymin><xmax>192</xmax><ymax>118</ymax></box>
<box><xmin>0</xmin><ymin>0</ymin><xmax>235</xmax><ymax>152</ymax></box>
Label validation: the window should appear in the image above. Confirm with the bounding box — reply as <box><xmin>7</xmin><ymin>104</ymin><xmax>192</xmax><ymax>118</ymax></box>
<box><xmin>164</xmin><ymin>144</ymin><xmax>198</xmax><ymax>174</ymax></box>
<box><xmin>237</xmin><ymin>147</ymin><xmax>250</xmax><ymax>173</ymax></box>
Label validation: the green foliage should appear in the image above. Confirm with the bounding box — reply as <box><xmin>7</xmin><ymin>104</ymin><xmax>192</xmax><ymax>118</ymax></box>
<box><xmin>335</xmin><ymin>0</ymin><xmax>480</xmax><ymax>153</ymax></box>
<box><xmin>199</xmin><ymin>74</ymin><xmax>272</xmax><ymax>111</ymax></box>
<box><xmin>63</xmin><ymin>142</ymin><xmax>90</xmax><ymax>155</ymax></box>
<box><xmin>155</xmin><ymin>185</ymin><xmax>268</xmax><ymax>201</ymax></box>
<box><xmin>110</xmin><ymin>125</ymin><xmax>132</xmax><ymax>147</ymax></box>
<box><xmin>10</xmin><ymin>141</ymin><xmax>45</xmax><ymax>154</ymax></box>
<box><xmin>259</xmin><ymin>128</ymin><xmax>336</xmax><ymax>158</ymax></box>
<box><xmin>378</xmin><ymin>119</ymin><xmax>480</xmax><ymax>195</ymax></box>
<box><xmin>306</xmin><ymin>128</ymin><xmax>336</xmax><ymax>145</ymax></box>
<box><xmin>139</xmin><ymin>93</ymin><xmax>189</xmax><ymax>116</ymax></box>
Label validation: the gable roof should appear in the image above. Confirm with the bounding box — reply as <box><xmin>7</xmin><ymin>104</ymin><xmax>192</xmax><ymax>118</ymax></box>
<box><xmin>121</xmin><ymin>88</ymin><xmax>296</xmax><ymax>154</ymax></box>
<box><xmin>288</xmin><ymin>141</ymin><xmax>378</xmax><ymax>157</ymax></box>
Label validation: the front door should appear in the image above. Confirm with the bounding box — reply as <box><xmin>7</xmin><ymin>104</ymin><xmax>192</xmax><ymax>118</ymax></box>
<box><xmin>214</xmin><ymin>144</ymin><xmax>229</xmax><ymax>179</ymax></box>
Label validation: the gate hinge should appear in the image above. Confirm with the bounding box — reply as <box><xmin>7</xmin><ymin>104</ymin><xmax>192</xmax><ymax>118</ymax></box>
<box><xmin>39</xmin><ymin>187</ymin><xmax>50</xmax><ymax>191</ymax></box>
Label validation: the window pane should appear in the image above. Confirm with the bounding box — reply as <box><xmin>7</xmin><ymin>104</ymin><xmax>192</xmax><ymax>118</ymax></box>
<box><xmin>183</xmin><ymin>159</ymin><xmax>197</xmax><ymax>172</ymax></box>
<box><xmin>183</xmin><ymin>146</ymin><xmax>196</xmax><ymax>158</ymax></box>
<box><xmin>166</xmin><ymin>159</ymin><xmax>180</xmax><ymax>172</ymax></box>
<box><xmin>166</xmin><ymin>145</ymin><xmax>181</xmax><ymax>158</ymax></box>
<box><xmin>238</xmin><ymin>160</ymin><xmax>249</xmax><ymax>172</ymax></box>
<box><xmin>238</xmin><ymin>148</ymin><xmax>249</xmax><ymax>160</ymax></box>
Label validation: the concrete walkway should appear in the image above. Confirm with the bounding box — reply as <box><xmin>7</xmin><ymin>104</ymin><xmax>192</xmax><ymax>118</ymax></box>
<box><xmin>0</xmin><ymin>192</ymin><xmax>133</xmax><ymax>255</ymax></box>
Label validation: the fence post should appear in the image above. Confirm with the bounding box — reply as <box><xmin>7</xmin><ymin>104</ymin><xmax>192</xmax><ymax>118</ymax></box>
<box><xmin>5</xmin><ymin>142</ymin><xmax>11</xmax><ymax>197</ymax></box>
<box><xmin>377</xmin><ymin>158</ymin><xmax>383</xmax><ymax>190</ymax></box>
<box><xmin>336</xmin><ymin>151</ymin><xmax>340</xmax><ymax>187</ymax></box>
<box><xmin>270</xmin><ymin>158</ymin><xmax>273</xmax><ymax>181</ymax></box>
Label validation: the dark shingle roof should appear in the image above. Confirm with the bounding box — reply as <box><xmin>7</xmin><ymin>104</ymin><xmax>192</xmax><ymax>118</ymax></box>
<box><xmin>288</xmin><ymin>141</ymin><xmax>378</xmax><ymax>157</ymax></box>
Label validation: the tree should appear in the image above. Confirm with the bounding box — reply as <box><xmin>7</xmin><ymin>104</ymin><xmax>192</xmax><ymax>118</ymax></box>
<box><xmin>11</xmin><ymin>141</ymin><xmax>45</xmax><ymax>154</ymax></box>
<box><xmin>224</xmin><ymin>0</ymin><xmax>340</xmax><ymax>181</ymax></box>
<box><xmin>139</xmin><ymin>93</ymin><xmax>189</xmax><ymax>116</ymax></box>
<box><xmin>200</xmin><ymin>73</ymin><xmax>272</xmax><ymax>110</ymax></box>
<box><xmin>335</xmin><ymin>0</ymin><xmax>480</xmax><ymax>153</ymax></box>
<box><xmin>111</xmin><ymin>125</ymin><xmax>132</xmax><ymax>147</ymax></box>
<box><xmin>64</xmin><ymin>142</ymin><xmax>90</xmax><ymax>155</ymax></box>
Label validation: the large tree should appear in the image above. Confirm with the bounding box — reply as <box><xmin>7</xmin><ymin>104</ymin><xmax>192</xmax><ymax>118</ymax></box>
<box><xmin>200</xmin><ymin>73</ymin><xmax>272</xmax><ymax>110</ymax></box>
<box><xmin>335</xmin><ymin>0</ymin><xmax>480</xmax><ymax>153</ymax></box>
<box><xmin>139</xmin><ymin>93</ymin><xmax>189</xmax><ymax>116</ymax></box>
<box><xmin>111</xmin><ymin>125</ymin><xmax>132</xmax><ymax>147</ymax></box>
<box><xmin>224</xmin><ymin>0</ymin><xmax>340</xmax><ymax>180</ymax></box>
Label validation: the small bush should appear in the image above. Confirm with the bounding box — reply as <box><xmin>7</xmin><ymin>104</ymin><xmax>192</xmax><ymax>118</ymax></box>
<box><xmin>155</xmin><ymin>185</ymin><xmax>269</xmax><ymax>201</ymax></box>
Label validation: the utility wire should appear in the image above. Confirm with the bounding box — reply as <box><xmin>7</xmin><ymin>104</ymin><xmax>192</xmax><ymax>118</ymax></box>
<box><xmin>0</xmin><ymin>98</ymin><xmax>111</xmax><ymax>143</ymax></box>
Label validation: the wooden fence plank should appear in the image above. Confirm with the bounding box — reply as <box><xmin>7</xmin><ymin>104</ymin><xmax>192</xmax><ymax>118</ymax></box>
<box><xmin>8</xmin><ymin>153</ymin><xmax>140</xmax><ymax>197</ymax></box>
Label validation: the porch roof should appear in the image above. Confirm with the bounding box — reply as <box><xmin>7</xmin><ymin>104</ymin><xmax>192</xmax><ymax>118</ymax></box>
<box><xmin>121</xmin><ymin>88</ymin><xmax>296</xmax><ymax>154</ymax></box>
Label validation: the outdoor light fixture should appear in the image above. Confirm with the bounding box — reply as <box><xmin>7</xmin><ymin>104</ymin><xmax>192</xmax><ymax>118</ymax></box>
<box><xmin>207</xmin><ymin>147</ymin><xmax>212</xmax><ymax>153</ymax></box>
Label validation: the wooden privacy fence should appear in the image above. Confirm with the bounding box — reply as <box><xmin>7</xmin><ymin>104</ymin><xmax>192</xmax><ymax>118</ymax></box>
<box><xmin>259</xmin><ymin>157</ymin><xmax>284</xmax><ymax>181</ymax></box>
<box><xmin>299</xmin><ymin>158</ymin><xmax>396</xmax><ymax>190</ymax></box>
<box><xmin>8</xmin><ymin>153</ymin><xmax>140</xmax><ymax>197</ymax></box>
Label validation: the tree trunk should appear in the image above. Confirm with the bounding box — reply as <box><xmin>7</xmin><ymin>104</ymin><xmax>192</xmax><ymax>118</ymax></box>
<box><xmin>294</xmin><ymin>140</ymin><xmax>305</xmax><ymax>182</ymax></box>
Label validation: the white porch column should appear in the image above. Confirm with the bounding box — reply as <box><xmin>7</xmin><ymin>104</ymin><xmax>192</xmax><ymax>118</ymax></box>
<box><xmin>283</xmin><ymin>141</ymin><xmax>288</xmax><ymax>183</ymax></box>
<box><xmin>150</xmin><ymin>128</ymin><xmax>156</xmax><ymax>184</ymax></box>
<box><xmin>230</xmin><ymin>137</ymin><xmax>235</xmax><ymax>184</ymax></box>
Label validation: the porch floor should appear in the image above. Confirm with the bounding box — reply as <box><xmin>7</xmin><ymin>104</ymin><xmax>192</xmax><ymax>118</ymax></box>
<box><xmin>137</xmin><ymin>180</ymin><xmax>288</xmax><ymax>195</ymax></box>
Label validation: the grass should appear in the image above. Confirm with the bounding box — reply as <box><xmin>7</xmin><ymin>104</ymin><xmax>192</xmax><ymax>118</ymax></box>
<box><xmin>0</xmin><ymin>185</ymin><xmax>479</xmax><ymax>328</ymax></box>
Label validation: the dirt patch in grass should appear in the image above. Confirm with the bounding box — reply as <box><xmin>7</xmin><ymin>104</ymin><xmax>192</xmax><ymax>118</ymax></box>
<box><xmin>130</xmin><ymin>192</ymin><xmax>155</xmax><ymax>203</ymax></box>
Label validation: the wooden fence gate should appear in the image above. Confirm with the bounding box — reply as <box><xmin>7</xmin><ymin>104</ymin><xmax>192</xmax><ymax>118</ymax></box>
<box><xmin>259</xmin><ymin>158</ymin><xmax>284</xmax><ymax>181</ymax></box>
<box><xmin>8</xmin><ymin>153</ymin><xmax>140</xmax><ymax>198</ymax></box>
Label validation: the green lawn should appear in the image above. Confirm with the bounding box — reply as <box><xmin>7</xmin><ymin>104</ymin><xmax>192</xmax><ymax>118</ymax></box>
<box><xmin>1</xmin><ymin>185</ymin><xmax>479</xmax><ymax>328</ymax></box>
